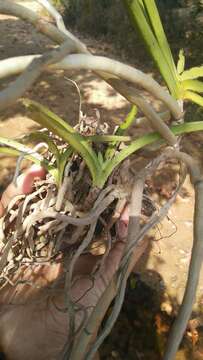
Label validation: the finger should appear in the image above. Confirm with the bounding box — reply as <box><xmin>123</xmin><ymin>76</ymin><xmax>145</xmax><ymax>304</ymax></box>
<box><xmin>0</xmin><ymin>165</ymin><xmax>46</xmax><ymax>217</ymax></box>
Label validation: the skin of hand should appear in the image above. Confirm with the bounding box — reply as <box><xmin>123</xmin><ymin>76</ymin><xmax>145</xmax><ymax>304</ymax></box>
<box><xmin>0</xmin><ymin>166</ymin><xmax>144</xmax><ymax>360</ymax></box>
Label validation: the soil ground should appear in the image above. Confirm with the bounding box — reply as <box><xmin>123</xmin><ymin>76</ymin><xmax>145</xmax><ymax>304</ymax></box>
<box><xmin>1</xmin><ymin>1</ymin><xmax>203</xmax><ymax>359</ymax></box>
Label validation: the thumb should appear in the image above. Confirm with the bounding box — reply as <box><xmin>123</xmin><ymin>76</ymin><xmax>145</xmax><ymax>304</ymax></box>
<box><xmin>0</xmin><ymin>165</ymin><xmax>46</xmax><ymax>217</ymax></box>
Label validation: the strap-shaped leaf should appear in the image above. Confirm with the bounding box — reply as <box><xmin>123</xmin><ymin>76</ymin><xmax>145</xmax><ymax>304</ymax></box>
<box><xmin>123</xmin><ymin>0</ymin><xmax>180</xmax><ymax>98</ymax></box>
<box><xmin>58</xmin><ymin>147</ymin><xmax>73</xmax><ymax>185</ymax></box>
<box><xmin>180</xmin><ymin>66</ymin><xmax>203</xmax><ymax>81</ymax></box>
<box><xmin>143</xmin><ymin>0</ymin><xmax>178</xmax><ymax>78</ymax></box>
<box><xmin>182</xmin><ymin>80</ymin><xmax>203</xmax><ymax>93</ymax></box>
<box><xmin>97</xmin><ymin>151</ymin><xmax>104</xmax><ymax>168</ymax></box>
<box><xmin>184</xmin><ymin>91</ymin><xmax>203</xmax><ymax>107</ymax></box>
<box><xmin>0</xmin><ymin>146</ymin><xmax>40</xmax><ymax>164</ymax></box>
<box><xmin>0</xmin><ymin>145</ymin><xmax>57</xmax><ymax>181</ymax></box>
<box><xmin>23</xmin><ymin>99</ymin><xmax>98</xmax><ymax>161</ymax></box>
<box><xmin>102</xmin><ymin>121</ymin><xmax>203</xmax><ymax>185</ymax></box>
<box><xmin>26</xmin><ymin>131</ymin><xmax>63</xmax><ymax>184</ymax></box>
<box><xmin>26</xmin><ymin>131</ymin><xmax>60</xmax><ymax>159</ymax></box>
<box><xmin>138</xmin><ymin>0</ymin><xmax>146</xmax><ymax>13</ymax></box>
<box><xmin>0</xmin><ymin>136</ymin><xmax>43</xmax><ymax>161</ymax></box>
<box><xmin>105</xmin><ymin>105</ymin><xmax>137</xmax><ymax>160</ymax></box>
<box><xmin>23</xmin><ymin>99</ymin><xmax>101</xmax><ymax>185</ymax></box>
<box><xmin>0</xmin><ymin>138</ymin><xmax>53</xmax><ymax>173</ymax></box>
<box><xmin>87</xmin><ymin>135</ymin><xmax>131</xmax><ymax>142</ymax></box>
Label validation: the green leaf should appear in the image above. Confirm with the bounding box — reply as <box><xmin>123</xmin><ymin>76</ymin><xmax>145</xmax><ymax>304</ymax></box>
<box><xmin>0</xmin><ymin>136</ymin><xmax>43</xmax><ymax>162</ymax></box>
<box><xmin>184</xmin><ymin>91</ymin><xmax>203</xmax><ymax>107</ymax></box>
<box><xmin>87</xmin><ymin>135</ymin><xmax>131</xmax><ymax>142</ymax></box>
<box><xmin>23</xmin><ymin>99</ymin><xmax>75</xmax><ymax>134</ymax></box>
<box><xmin>116</xmin><ymin>105</ymin><xmax>137</xmax><ymax>133</ymax></box>
<box><xmin>0</xmin><ymin>147</ymin><xmax>20</xmax><ymax>156</ymax></box>
<box><xmin>138</xmin><ymin>0</ymin><xmax>145</xmax><ymax>11</ymax></box>
<box><xmin>182</xmin><ymin>80</ymin><xmax>203</xmax><ymax>94</ymax></box>
<box><xmin>100</xmin><ymin>121</ymin><xmax>203</xmax><ymax>187</ymax></box>
<box><xmin>0</xmin><ymin>142</ymin><xmax>53</xmax><ymax>173</ymax></box>
<box><xmin>177</xmin><ymin>49</ymin><xmax>185</xmax><ymax>75</ymax></box>
<box><xmin>97</xmin><ymin>151</ymin><xmax>104</xmax><ymax>168</ymax></box>
<box><xmin>23</xmin><ymin>99</ymin><xmax>98</xmax><ymax>160</ymax></box>
<box><xmin>180</xmin><ymin>65</ymin><xmax>203</xmax><ymax>81</ymax></box>
<box><xmin>105</xmin><ymin>106</ymin><xmax>137</xmax><ymax>161</ymax></box>
<box><xmin>25</xmin><ymin>131</ymin><xmax>61</xmax><ymax>183</ymax></box>
<box><xmin>123</xmin><ymin>0</ymin><xmax>180</xmax><ymax>98</ymax></box>
<box><xmin>58</xmin><ymin>147</ymin><xmax>73</xmax><ymax>185</ymax></box>
<box><xmin>23</xmin><ymin>99</ymin><xmax>101</xmax><ymax>186</ymax></box>
<box><xmin>26</xmin><ymin>131</ymin><xmax>60</xmax><ymax>159</ymax></box>
<box><xmin>4</xmin><ymin>120</ymin><xmax>201</xmax><ymax>190</ymax></box>
<box><xmin>142</xmin><ymin>0</ymin><xmax>178</xmax><ymax>78</ymax></box>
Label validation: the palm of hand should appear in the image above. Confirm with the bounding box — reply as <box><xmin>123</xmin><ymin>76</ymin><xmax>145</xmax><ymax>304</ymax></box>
<box><xmin>0</xmin><ymin>167</ymin><xmax>128</xmax><ymax>360</ymax></box>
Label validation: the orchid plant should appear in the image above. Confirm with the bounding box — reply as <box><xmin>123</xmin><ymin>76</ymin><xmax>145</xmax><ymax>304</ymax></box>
<box><xmin>0</xmin><ymin>1</ymin><xmax>203</xmax><ymax>360</ymax></box>
<box><xmin>1</xmin><ymin>0</ymin><xmax>203</xmax><ymax>192</ymax></box>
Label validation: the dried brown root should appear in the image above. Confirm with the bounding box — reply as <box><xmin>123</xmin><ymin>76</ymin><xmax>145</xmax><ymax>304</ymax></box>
<box><xmin>0</xmin><ymin>162</ymin><xmax>128</xmax><ymax>291</ymax></box>
<box><xmin>0</xmin><ymin>145</ymin><xmax>189</xmax><ymax>360</ymax></box>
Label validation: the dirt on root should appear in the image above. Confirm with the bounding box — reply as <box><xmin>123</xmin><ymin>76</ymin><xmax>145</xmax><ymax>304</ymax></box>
<box><xmin>1</xmin><ymin>2</ymin><xmax>203</xmax><ymax>359</ymax></box>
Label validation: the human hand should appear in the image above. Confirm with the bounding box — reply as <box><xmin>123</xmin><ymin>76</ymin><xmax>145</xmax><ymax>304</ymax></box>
<box><xmin>0</xmin><ymin>166</ymin><xmax>144</xmax><ymax>360</ymax></box>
